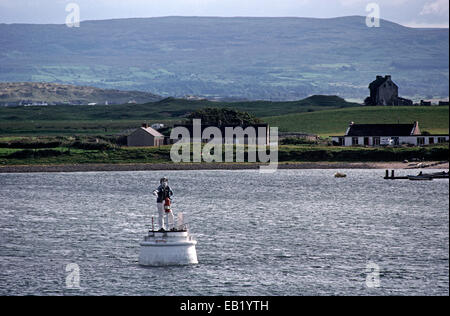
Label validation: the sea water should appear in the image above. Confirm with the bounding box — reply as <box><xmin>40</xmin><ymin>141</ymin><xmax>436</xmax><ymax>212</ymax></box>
<box><xmin>0</xmin><ymin>169</ymin><xmax>448</xmax><ymax>295</ymax></box>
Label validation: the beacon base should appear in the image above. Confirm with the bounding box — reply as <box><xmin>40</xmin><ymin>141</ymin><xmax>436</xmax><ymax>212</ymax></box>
<box><xmin>139</xmin><ymin>230</ymin><xmax>198</xmax><ymax>266</ymax></box>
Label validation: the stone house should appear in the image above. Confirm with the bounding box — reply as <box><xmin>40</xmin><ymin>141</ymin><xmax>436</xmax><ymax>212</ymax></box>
<box><xmin>365</xmin><ymin>75</ymin><xmax>412</xmax><ymax>106</ymax></box>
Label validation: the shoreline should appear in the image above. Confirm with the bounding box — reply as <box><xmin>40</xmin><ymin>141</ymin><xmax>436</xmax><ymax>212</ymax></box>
<box><xmin>0</xmin><ymin>161</ymin><xmax>448</xmax><ymax>173</ymax></box>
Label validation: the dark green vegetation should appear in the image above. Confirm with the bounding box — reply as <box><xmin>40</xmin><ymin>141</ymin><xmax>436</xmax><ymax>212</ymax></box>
<box><xmin>187</xmin><ymin>108</ymin><xmax>262</xmax><ymax>125</ymax></box>
<box><xmin>1</xmin><ymin>16</ymin><xmax>448</xmax><ymax>100</ymax></box>
<box><xmin>0</xmin><ymin>82</ymin><xmax>162</xmax><ymax>105</ymax></box>
<box><xmin>277</xmin><ymin>145</ymin><xmax>448</xmax><ymax>162</ymax></box>
<box><xmin>0</xmin><ymin>136</ymin><xmax>447</xmax><ymax>165</ymax></box>
<box><xmin>0</xmin><ymin>95</ymin><xmax>360</xmax><ymax>135</ymax></box>
<box><xmin>280</xmin><ymin>137</ymin><xmax>320</xmax><ymax>146</ymax></box>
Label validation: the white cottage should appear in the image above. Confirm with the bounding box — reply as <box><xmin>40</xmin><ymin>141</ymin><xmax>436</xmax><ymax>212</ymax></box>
<box><xmin>332</xmin><ymin>121</ymin><xmax>449</xmax><ymax>147</ymax></box>
<box><xmin>127</xmin><ymin>124</ymin><xmax>165</xmax><ymax>147</ymax></box>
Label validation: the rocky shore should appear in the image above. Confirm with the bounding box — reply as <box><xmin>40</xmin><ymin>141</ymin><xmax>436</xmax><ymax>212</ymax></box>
<box><xmin>0</xmin><ymin>161</ymin><xmax>448</xmax><ymax>173</ymax></box>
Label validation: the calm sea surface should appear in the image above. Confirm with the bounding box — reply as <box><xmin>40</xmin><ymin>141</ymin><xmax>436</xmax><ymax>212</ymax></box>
<box><xmin>0</xmin><ymin>169</ymin><xmax>448</xmax><ymax>296</ymax></box>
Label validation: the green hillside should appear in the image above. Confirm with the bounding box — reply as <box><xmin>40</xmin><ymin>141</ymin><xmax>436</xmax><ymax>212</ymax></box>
<box><xmin>0</xmin><ymin>16</ymin><xmax>448</xmax><ymax>100</ymax></box>
<box><xmin>264</xmin><ymin>106</ymin><xmax>450</xmax><ymax>137</ymax></box>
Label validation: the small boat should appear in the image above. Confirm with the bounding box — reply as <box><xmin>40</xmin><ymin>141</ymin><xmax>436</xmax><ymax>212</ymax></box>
<box><xmin>334</xmin><ymin>172</ymin><xmax>347</xmax><ymax>178</ymax></box>
<box><xmin>407</xmin><ymin>171</ymin><xmax>449</xmax><ymax>181</ymax></box>
<box><xmin>427</xmin><ymin>171</ymin><xmax>449</xmax><ymax>179</ymax></box>
<box><xmin>407</xmin><ymin>175</ymin><xmax>433</xmax><ymax>181</ymax></box>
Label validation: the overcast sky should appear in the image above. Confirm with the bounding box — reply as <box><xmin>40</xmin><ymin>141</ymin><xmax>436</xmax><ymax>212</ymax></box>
<box><xmin>0</xmin><ymin>0</ymin><xmax>448</xmax><ymax>27</ymax></box>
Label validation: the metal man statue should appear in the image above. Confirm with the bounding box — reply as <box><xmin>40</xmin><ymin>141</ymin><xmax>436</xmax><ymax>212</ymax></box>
<box><xmin>153</xmin><ymin>177</ymin><xmax>174</xmax><ymax>231</ymax></box>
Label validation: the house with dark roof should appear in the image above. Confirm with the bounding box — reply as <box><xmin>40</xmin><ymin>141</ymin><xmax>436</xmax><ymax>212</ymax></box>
<box><xmin>331</xmin><ymin>121</ymin><xmax>449</xmax><ymax>146</ymax></box>
<box><xmin>364</xmin><ymin>75</ymin><xmax>412</xmax><ymax>106</ymax></box>
<box><xmin>127</xmin><ymin>123</ymin><xmax>165</xmax><ymax>147</ymax></box>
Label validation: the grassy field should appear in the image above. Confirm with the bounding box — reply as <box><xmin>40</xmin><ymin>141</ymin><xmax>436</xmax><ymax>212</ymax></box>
<box><xmin>0</xmin><ymin>119</ymin><xmax>177</xmax><ymax>135</ymax></box>
<box><xmin>0</xmin><ymin>95</ymin><xmax>359</xmax><ymax>119</ymax></box>
<box><xmin>0</xmin><ymin>95</ymin><xmax>359</xmax><ymax>135</ymax></box>
<box><xmin>1</xmin><ymin>101</ymin><xmax>448</xmax><ymax>137</ymax></box>
<box><xmin>264</xmin><ymin>106</ymin><xmax>450</xmax><ymax>136</ymax></box>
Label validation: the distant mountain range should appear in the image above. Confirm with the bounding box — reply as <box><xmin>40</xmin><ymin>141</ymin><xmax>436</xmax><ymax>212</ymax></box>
<box><xmin>0</xmin><ymin>82</ymin><xmax>162</xmax><ymax>105</ymax></box>
<box><xmin>0</xmin><ymin>16</ymin><xmax>448</xmax><ymax>101</ymax></box>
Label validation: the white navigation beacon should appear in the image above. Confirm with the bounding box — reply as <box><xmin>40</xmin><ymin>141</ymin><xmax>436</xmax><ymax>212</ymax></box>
<box><xmin>139</xmin><ymin>212</ymin><xmax>198</xmax><ymax>266</ymax></box>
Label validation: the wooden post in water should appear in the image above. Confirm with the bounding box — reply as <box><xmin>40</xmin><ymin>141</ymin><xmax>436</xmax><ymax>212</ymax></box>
<box><xmin>391</xmin><ymin>170</ymin><xmax>395</xmax><ymax>178</ymax></box>
<box><xmin>385</xmin><ymin>170</ymin><xmax>389</xmax><ymax>179</ymax></box>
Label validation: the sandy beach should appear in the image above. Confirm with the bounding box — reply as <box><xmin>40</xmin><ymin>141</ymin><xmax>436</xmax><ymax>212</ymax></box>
<box><xmin>0</xmin><ymin>161</ymin><xmax>448</xmax><ymax>173</ymax></box>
